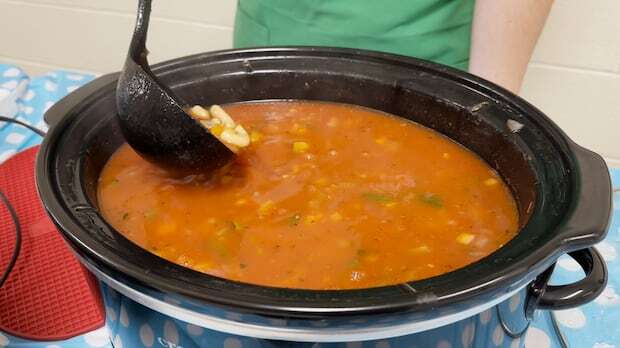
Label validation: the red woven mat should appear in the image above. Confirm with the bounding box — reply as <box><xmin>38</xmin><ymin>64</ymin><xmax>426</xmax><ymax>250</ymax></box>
<box><xmin>0</xmin><ymin>146</ymin><xmax>105</xmax><ymax>340</ymax></box>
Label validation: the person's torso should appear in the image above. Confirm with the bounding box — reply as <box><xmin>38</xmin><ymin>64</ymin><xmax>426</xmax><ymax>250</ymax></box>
<box><xmin>234</xmin><ymin>0</ymin><xmax>475</xmax><ymax>70</ymax></box>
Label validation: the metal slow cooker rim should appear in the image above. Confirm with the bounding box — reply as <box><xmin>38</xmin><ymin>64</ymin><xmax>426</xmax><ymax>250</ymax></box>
<box><xmin>35</xmin><ymin>47</ymin><xmax>611</xmax><ymax>320</ymax></box>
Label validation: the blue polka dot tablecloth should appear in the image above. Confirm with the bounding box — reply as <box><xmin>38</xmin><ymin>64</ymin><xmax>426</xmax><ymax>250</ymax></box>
<box><xmin>0</xmin><ymin>63</ymin><xmax>618</xmax><ymax>348</ymax></box>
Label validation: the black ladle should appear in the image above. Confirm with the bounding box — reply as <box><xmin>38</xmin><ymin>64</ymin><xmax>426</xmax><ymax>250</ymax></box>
<box><xmin>116</xmin><ymin>0</ymin><xmax>235</xmax><ymax>173</ymax></box>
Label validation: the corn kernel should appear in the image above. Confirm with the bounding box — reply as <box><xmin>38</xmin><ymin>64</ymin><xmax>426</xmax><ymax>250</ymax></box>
<box><xmin>410</xmin><ymin>245</ymin><xmax>431</xmax><ymax>253</ymax></box>
<box><xmin>250</xmin><ymin>130</ymin><xmax>263</xmax><ymax>143</ymax></box>
<box><xmin>293</xmin><ymin>141</ymin><xmax>310</xmax><ymax>153</ymax></box>
<box><xmin>375</xmin><ymin>137</ymin><xmax>387</xmax><ymax>144</ymax></box>
<box><xmin>384</xmin><ymin>202</ymin><xmax>397</xmax><ymax>208</ymax></box>
<box><xmin>484</xmin><ymin>178</ymin><xmax>499</xmax><ymax>186</ymax></box>
<box><xmin>235</xmin><ymin>199</ymin><xmax>247</xmax><ymax>206</ymax></box>
<box><xmin>456</xmin><ymin>233</ymin><xmax>475</xmax><ymax>245</ymax></box>
<box><xmin>330</xmin><ymin>212</ymin><xmax>343</xmax><ymax>221</ymax></box>
<box><xmin>211</xmin><ymin>124</ymin><xmax>224</xmax><ymax>136</ymax></box>
<box><xmin>442</xmin><ymin>152</ymin><xmax>450</xmax><ymax>159</ymax></box>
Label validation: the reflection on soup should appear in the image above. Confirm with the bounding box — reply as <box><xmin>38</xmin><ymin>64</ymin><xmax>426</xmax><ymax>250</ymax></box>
<box><xmin>98</xmin><ymin>101</ymin><xmax>518</xmax><ymax>290</ymax></box>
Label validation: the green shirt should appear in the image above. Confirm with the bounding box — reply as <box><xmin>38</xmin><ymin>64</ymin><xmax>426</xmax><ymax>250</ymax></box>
<box><xmin>233</xmin><ymin>0</ymin><xmax>475</xmax><ymax>70</ymax></box>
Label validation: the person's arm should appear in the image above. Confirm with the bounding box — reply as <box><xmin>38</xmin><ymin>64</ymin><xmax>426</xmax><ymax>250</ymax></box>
<box><xmin>469</xmin><ymin>0</ymin><xmax>554</xmax><ymax>93</ymax></box>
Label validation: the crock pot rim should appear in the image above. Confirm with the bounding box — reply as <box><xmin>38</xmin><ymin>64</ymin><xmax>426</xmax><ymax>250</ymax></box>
<box><xmin>36</xmin><ymin>46</ymin><xmax>611</xmax><ymax>318</ymax></box>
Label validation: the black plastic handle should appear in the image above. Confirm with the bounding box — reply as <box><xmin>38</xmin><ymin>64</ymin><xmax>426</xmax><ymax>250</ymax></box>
<box><xmin>559</xmin><ymin>143</ymin><xmax>612</xmax><ymax>250</ymax></box>
<box><xmin>536</xmin><ymin>247</ymin><xmax>607</xmax><ymax>310</ymax></box>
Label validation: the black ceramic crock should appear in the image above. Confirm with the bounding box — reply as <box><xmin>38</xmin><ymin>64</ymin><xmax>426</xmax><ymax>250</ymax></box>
<box><xmin>35</xmin><ymin>47</ymin><xmax>611</xmax><ymax>344</ymax></box>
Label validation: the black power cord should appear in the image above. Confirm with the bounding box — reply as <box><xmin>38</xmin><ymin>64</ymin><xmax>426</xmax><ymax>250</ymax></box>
<box><xmin>0</xmin><ymin>190</ymin><xmax>21</xmax><ymax>289</ymax></box>
<box><xmin>0</xmin><ymin>115</ymin><xmax>45</xmax><ymax>289</ymax></box>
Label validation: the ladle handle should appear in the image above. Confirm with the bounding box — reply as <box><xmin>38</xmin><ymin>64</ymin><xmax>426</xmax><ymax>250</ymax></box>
<box><xmin>129</xmin><ymin>0</ymin><xmax>152</xmax><ymax>64</ymax></box>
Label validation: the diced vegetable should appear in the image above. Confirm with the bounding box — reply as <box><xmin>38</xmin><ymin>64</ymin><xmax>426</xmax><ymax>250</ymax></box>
<box><xmin>420</xmin><ymin>193</ymin><xmax>443</xmax><ymax>208</ymax></box>
<box><xmin>258</xmin><ymin>200</ymin><xmax>275</xmax><ymax>217</ymax></box>
<box><xmin>484</xmin><ymin>178</ymin><xmax>499</xmax><ymax>186</ymax></box>
<box><xmin>293</xmin><ymin>141</ymin><xmax>310</xmax><ymax>153</ymax></box>
<box><xmin>250</xmin><ymin>130</ymin><xmax>263</xmax><ymax>143</ymax></box>
<box><xmin>410</xmin><ymin>245</ymin><xmax>431</xmax><ymax>254</ymax></box>
<box><xmin>330</xmin><ymin>212</ymin><xmax>343</xmax><ymax>221</ymax></box>
<box><xmin>456</xmin><ymin>233</ymin><xmax>475</xmax><ymax>245</ymax></box>
<box><xmin>362</xmin><ymin>192</ymin><xmax>393</xmax><ymax>203</ymax></box>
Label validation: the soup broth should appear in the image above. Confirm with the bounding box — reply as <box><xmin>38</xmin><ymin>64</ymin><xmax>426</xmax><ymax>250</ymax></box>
<box><xmin>98</xmin><ymin>101</ymin><xmax>518</xmax><ymax>289</ymax></box>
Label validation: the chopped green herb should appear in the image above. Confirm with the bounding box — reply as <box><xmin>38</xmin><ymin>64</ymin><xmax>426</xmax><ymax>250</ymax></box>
<box><xmin>362</xmin><ymin>192</ymin><xmax>393</xmax><ymax>203</ymax></box>
<box><xmin>231</xmin><ymin>220</ymin><xmax>245</xmax><ymax>231</ymax></box>
<box><xmin>122</xmin><ymin>212</ymin><xmax>129</xmax><ymax>220</ymax></box>
<box><xmin>110</xmin><ymin>178</ymin><xmax>120</xmax><ymax>186</ymax></box>
<box><xmin>288</xmin><ymin>213</ymin><xmax>302</xmax><ymax>226</ymax></box>
<box><xmin>420</xmin><ymin>193</ymin><xmax>443</xmax><ymax>208</ymax></box>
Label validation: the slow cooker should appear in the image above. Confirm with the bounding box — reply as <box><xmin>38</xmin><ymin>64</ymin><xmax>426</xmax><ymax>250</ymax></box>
<box><xmin>36</xmin><ymin>47</ymin><xmax>612</xmax><ymax>347</ymax></box>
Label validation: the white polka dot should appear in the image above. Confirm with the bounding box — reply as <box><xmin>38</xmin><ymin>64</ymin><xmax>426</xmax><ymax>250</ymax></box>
<box><xmin>43</xmin><ymin>101</ymin><xmax>54</xmax><ymax>112</ymax></box>
<box><xmin>509</xmin><ymin>293</ymin><xmax>521</xmax><ymax>312</ymax></box>
<box><xmin>0</xmin><ymin>89</ymin><xmax>9</xmax><ymax>99</ymax></box>
<box><xmin>593</xmin><ymin>343</ymin><xmax>616</xmax><ymax>348</ymax></box>
<box><xmin>3</xmin><ymin>68</ymin><xmax>20</xmax><ymax>77</ymax></box>
<box><xmin>554</xmin><ymin>308</ymin><xmax>586</xmax><ymax>328</ymax></box>
<box><xmin>595</xmin><ymin>286</ymin><xmax>620</xmax><ymax>306</ymax></box>
<box><xmin>461</xmin><ymin>323</ymin><xmax>475</xmax><ymax>348</ymax></box>
<box><xmin>20</xmin><ymin>105</ymin><xmax>34</xmax><ymax>114</ymax></box>
<box><xmin>492</xmin><ymin>324</ymin><xmax>505</xmax><ymax>346</ymax></box>
<box><xmin>1</xmin><ymin>80</ymin><xmax>18</xmax><ymax>89</ymax></box>
<box><xmin>479</xmin><ymin>309</ymin><xmax>492</xmax><ymax>325</ymax></box>
<box><xmin>83</xmin><ymin>327</ymin><xmax>110</xmax><ymax>347</ymax></box>
<box><xmin>346</xmin><ymin>343</ymin><xmax>363</xmax><ymax>348</ymax></box>
<box><xmin>44</xmin><ymin>81</ymin><xmax>58</xmax><ymax>91</ymax></box>
<box><xmin>524</xmin><ymin>327</ymin><xmax>551</xmax><ymax>348</ymax></box>
<box><xmin>0</xmin><ymin>333</ymin><xmax>9</xmax><ymax>346</ymax></box>
<box><xmin>140</xmin><ymin>324</ymin><xmax>154</xmax><ymax>347</ymax></box>
<box><xmin>23</xmin><ymin>90</ymin><xmax>35</xmax><ymax>101</ymax></box>
<box><xmin>187</xmin><ymin>323</ymin><xmax>204</xmax><ymax>336</ymax></box>
<box><xmin>436</xmin><ymin>340</ymin><xmax>452</xmax><ymax>348</ymax></box>
<box><xmin>375</xmin><ymin>341</ymin><xmax>391</xmax><ymax>348</ymax></box>
<box><xmin>119</xmin><ymin>304</ymin><xmax>129</xmax><ymax>327</ymax></box>
<box><xmin>223</xmin><ymin>337</ymin><xmax>243</xmax><ymax>348</ymax></box>
<box><xmin>0</xmin><ymin>149</ymin><xmax>17</xmax><ymax>162</ymax></box>
<box><xmin>113</xmin><ymin>335</ymin><xmax>123</xmax><ymax>348</ymax></box>
<box><xmin>67</xmin><ymin>74</ymin><xmax>85</xmax><ymax>81</ymax></box>
<box><xmin>164</xmin><ymin>321</ymin><xmax>179</xmax><ymax>345</ymax></box>
<box><xmin>557</xmin><ymin>256</ymin><xmax>581</xmax><ymax>272</ymax></box>
<box><xmin>597</xmin><ymin>241</ymin><xmax>617</xmax><ymax>261</ymax></box>
<box><xmin>5</xmin><ymin>132</ymin><xmax>25</xmax><ymax>144</ymax></box>
<box><xmin>510</xmin><ymin>338</ymin><xmax>521</xmax><ymax>348</ymax></box>
<box><xmin>106</xmin><ymin>306</ymin><xmax>117</xmax><ymax>321</ymax></box>
<box><xmin>48</xmin><ymin>72</ymin><xmax>58</xmax><ymax>77</ymax></box>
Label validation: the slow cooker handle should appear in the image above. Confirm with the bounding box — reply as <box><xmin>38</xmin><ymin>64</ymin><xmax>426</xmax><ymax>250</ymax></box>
<box><xmin>529</xmin><ymin>247</ymin><xmax>607</xmax><ymax>313</ymax></box>
<box><xmin>44</xmin><ymin>73</ymin><xmax>120</xmax><ymax>129</ymax></box>
<box><xmin>559</xmin><ymin>143</ymin><xmax>612</xmax><ymax>249</ymax></box>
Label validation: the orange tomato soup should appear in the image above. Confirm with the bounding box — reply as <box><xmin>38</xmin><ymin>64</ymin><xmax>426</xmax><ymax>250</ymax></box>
<box><xmin>98</xmin><ymin>101</ymin><xmax>518</xmax><ymax>289</ymax></box>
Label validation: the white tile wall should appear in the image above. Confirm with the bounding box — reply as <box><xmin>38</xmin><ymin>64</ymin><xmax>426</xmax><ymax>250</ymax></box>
<box><xmin>0</xmin><ymin>0</ymin><xmax>618</xmax><ymax>163</ymax></box>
